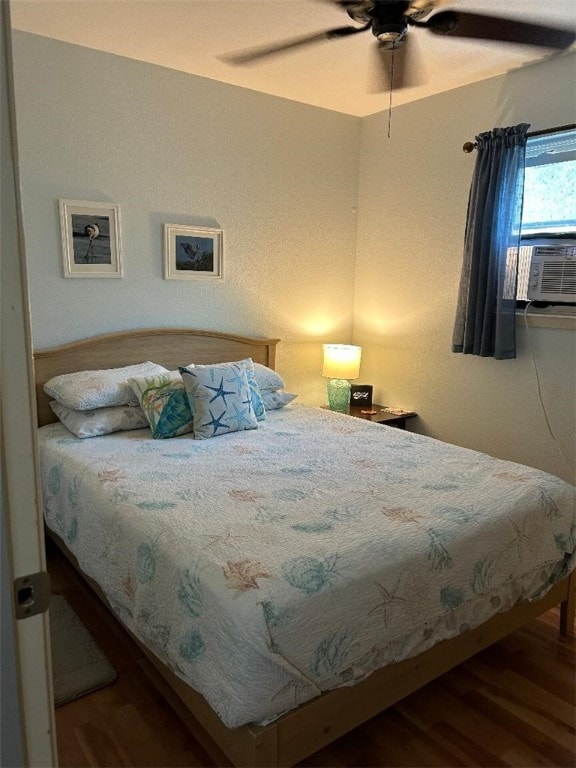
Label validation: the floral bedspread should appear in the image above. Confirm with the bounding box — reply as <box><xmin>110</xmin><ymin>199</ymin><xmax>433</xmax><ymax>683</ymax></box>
<box><xmin>38</xmin><ymin>405</ymin><xmax>576</xmax><ymax>727</ymax></box>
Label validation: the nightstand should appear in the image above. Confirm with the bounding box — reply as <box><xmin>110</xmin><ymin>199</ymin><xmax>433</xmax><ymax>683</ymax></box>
<box><xmin>348</xmin><ymin>404</ymin><xmax>417</xmax><ymax>429</ymax></box>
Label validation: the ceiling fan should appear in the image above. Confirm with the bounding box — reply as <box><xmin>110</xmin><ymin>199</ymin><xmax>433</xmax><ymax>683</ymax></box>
<box><xmin>220</xmin><ymin>1</ymin><xmax>576</xmax><ymax>92</ymax></box>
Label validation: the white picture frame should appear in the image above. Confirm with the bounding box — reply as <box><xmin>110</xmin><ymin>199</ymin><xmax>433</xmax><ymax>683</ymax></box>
<box><xmin>164</xmin><ymin>224</ymin><xmax>223</xmax><ymax>280</ymax></box>
<box><xmin>59</xmin><ymin>199</ymin><xmax>122</xmax><ymax>278</ymax></box>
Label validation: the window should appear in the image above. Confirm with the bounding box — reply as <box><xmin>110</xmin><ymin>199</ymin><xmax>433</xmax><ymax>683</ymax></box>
<box><xmin>514</xmin><ymin>125</ymin><xmax>576</xmax><ymax>302</ymax></box>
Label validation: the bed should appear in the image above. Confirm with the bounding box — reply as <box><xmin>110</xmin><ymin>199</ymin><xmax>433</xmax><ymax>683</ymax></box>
<box><xmin>34</xmin><ymin>328</ymin><xmax>576</xmax><ymax>768</ymax></box>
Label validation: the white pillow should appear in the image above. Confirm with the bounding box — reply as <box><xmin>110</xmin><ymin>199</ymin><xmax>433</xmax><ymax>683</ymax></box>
<box><xmin>44</xmin><ymin>361</ymin><xmax>169</xmax><ymax>410</ymax></box>
<box><xmin>261</xmin><ymin>391</ymin><xmax>297</xmax><ymax>410</ymax></box>
<box><xmin>50</xmin><ymin>401</ymin><xmax>149</xmax><ymax>438</ymax></box>
<box><xmin>252</xmin><ymin>363</ymin><xmax>285</xmax><ymax>393</ymax></box>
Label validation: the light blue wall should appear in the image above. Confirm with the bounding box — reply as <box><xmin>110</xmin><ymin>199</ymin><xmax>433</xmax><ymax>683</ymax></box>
<box><xmin>12</xmin><ymin>32</ymin><xmax>361</xmax><ymax>402</ymax></box>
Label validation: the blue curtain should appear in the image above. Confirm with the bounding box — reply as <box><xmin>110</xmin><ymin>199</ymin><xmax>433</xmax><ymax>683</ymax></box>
<box><xmin>452</xmin><ymin>124</ymin><xmax>529</xmax><ymax>359</ymax></box>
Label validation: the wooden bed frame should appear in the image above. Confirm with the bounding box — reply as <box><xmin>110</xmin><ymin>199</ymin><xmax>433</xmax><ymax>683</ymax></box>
<box><xmin>34</xmin><ymin>328</ymin><xmax>576</xmax><ymax>768</ymax></box>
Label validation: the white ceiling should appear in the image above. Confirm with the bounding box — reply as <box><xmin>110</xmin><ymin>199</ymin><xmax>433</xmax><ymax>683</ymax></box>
<box><xmin>10</xmin><ymin>0</ymin><xmax>576</xmax><ymax>116</ymax></box>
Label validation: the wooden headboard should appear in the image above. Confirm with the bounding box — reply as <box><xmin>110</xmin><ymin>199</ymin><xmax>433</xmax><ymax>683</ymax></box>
<box><xmin>33</xmin><ymin>328</ymin><xmax>280</xmax><ymax>427</ymax></box>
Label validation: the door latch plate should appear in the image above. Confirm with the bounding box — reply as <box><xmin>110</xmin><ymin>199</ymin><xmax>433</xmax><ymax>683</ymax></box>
<box><xmin>13</xmin><ymin>571</ymin><xmax>51</xmax><ymax>619</ymax></box>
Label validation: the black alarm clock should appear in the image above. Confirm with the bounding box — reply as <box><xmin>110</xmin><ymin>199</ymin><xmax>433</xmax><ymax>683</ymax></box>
<box><xmin>350</xmin><ymin>384</ymin><xmax>373</xmax><ymax>408</ymax></box>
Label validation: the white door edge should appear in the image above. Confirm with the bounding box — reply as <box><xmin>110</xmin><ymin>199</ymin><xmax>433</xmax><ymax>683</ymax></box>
<box><xmin>1</xmin><ymin>2</ymin><xmax>57</xmax><ymax>765</ymax></box>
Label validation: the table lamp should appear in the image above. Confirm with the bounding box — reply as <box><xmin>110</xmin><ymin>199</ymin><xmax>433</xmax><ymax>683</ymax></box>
<box><xmin>322</xmin><ymin>344</ymin><xmax>362</xmax><ymax>413</ymax></box>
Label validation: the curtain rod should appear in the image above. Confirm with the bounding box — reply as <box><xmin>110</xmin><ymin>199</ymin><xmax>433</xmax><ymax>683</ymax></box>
<box><xmin>462</xmin><ymin>123</ymin><xmax>576</xmax><ymax>153</ymax></box>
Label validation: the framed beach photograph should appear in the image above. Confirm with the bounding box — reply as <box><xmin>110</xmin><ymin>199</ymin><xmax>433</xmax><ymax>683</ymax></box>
<box><xmin>59</xmin><ymin>199</ymin><xmax>122</xmax><ymax>278</ymax></box>
<box><xmin>164</xmin><ymin>224</ymin><xmax>223</xmax><ymax>280</ymax></box>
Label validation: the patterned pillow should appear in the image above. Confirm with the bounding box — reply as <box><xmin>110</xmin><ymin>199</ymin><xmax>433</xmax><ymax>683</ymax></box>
<box><xmin>180</xmin><ymin>363</ymin><xmax>258</xmax><ymax>439</ymax></box>
<box><xmin>50</xmin><ymin>401</ymin><xmax>149</xmax><ymax>438</ymax></box>
<box><xmin>194</xmin><ymin>358</ymin><xmax>266</xmax><ymax>420</ymax></box>
<box><xmin>128</xmin><ymin>371</ymin><xmax>193</xmax><ymax>439</ymax></box>
<box><xmin>252</xmin><ymin>363</ymin><xmax>285</xmax><ymax>393</ymax></box>
<box><xmin>44</xmin><ymin>361</ymin><xmax>169</xmax><ymax>410</ymax></box>
<box><xmin>261</xmin><ymin>391</ymin><xmax>298</xmax><ymax>410</ymax></box>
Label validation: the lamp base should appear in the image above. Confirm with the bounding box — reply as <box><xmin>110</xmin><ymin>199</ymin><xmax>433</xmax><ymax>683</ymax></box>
<box><xmin>326</xmin><ymin>379</ymin><xmax>351</xmax><ymax>413</ymax></box>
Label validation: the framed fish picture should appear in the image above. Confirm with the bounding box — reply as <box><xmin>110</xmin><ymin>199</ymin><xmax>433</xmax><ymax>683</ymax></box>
<box><xmin>59</xmin><ymin>199</ymin><xmax>122</xmax><ymax>278</ymax></box>
<box><xmin>164</xmin><ymin>224</ymin><xmax>224</xmax><ymax>281</ymax></box>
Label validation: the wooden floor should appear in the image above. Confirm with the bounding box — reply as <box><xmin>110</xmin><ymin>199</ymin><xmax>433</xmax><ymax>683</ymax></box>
<box><xmin>47</xmin><ymin>541</ymin><xmax>575</xmax><ymax>768</ymax></box>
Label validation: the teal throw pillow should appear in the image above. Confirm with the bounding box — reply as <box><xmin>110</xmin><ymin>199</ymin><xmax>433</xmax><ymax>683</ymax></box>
<box><xmin>129</xmin><ymin>372</ymin><xmax>193</xmax><ymax>439</ymax></box>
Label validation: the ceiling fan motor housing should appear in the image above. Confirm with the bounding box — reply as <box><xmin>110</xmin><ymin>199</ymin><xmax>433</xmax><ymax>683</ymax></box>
<box><xmin>371</xmin><ymin>2</ymin><xmax>410</xmax><ymax>46</ymax></box>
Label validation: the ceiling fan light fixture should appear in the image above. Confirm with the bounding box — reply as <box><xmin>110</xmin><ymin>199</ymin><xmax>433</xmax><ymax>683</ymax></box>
<box><xmin>375</xmin><ymin>29</ymin><xmax>407</xmax><ymax>45</ymax></box>
<box><xmin>372</xmin><ymin>21</ymin><xmax>408</xmax><ymax>45</ymax></box>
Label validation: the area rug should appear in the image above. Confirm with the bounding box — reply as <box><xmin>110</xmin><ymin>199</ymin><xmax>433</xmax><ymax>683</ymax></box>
<box><xmin>50</xmin><ymin>594</ymin><xmax>117</xmax><ymax>706</ymax></box>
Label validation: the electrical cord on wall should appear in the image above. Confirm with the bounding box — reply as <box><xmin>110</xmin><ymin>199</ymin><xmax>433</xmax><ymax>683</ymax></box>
<box><xmin>523</xmin><ymin>302</ymin><xmax>573</xmax><ymax>477</ymax></box>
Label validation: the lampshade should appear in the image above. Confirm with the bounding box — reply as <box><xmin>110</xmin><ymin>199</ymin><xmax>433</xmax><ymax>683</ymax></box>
<box><xmin>321</xmin><ymin>344</ymin><xmax>362</xmax><ymax>380</ymax></box>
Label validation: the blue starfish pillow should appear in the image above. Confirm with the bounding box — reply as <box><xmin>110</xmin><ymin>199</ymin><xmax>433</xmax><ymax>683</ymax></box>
<box><xmin>179</xmin><ymin>362</ymin><xmax>258</xmax><ymax>439</ymax></box>
<box><xmin>192</xmin><ymin>357</ymin><xmax>266</xmax><ymax>420</ymax></box>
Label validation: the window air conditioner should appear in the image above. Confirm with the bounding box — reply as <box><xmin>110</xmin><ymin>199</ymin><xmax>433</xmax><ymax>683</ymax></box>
<box><xmin>527</xmin><ymin>244</ymin><xmax>576</xmax><ymax>303</ymax></box>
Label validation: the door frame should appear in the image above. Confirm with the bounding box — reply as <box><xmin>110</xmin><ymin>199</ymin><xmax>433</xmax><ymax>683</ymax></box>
<box><xmin>1</xmin><ymin>2</ymin><xmax>57</xmax><ymax>764</ymax></box>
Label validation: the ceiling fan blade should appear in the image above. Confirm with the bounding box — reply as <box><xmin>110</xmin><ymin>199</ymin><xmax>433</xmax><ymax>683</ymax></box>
<box><xmin>369</xmin><ymin>39</ymin><xmax>427</xmax><ymax>93</ymax></box>
<box><xmin>220</xmin><ymin>24</ymin><xmax>369</xmax><ymax>66</ymax></box>
<box><xmin>423</xmin><ymin>11</ymin><xmax>576</xmax><ymax>49</ymax></box>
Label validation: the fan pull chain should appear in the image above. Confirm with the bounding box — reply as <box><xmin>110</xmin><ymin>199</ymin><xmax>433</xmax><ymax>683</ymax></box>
<box><xmin>387</xmin><ymin>44</ymin><xmax>395</xmax><ymax>138</ymax></box>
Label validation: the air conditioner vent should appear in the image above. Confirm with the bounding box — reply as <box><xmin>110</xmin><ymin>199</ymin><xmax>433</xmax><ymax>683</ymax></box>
<box><xmin>541</xmin><ymin>262</ymin><xmax>576</xmax><ymax>294</ymax></box>
<box><xmin>527</xmin><ymin>244</ymin><xmax>576</xmax><ymax>303</ymax></box>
